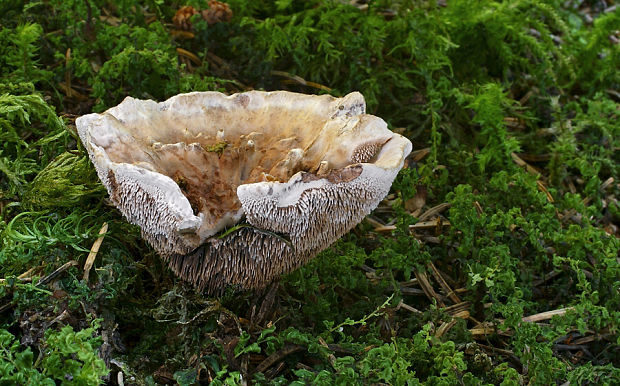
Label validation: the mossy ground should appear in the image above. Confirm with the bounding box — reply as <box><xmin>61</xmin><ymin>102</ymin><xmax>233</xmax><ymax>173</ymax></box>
<box><xmin>0</xmin><ymin>0</ymin><xmax>618</xmax><ymax>384</ymax></box>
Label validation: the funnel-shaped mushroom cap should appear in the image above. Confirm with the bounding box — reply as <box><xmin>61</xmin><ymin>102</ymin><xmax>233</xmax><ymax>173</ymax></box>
<box><xmin>77</xmin><ymin>91</ymin><xmax>412</xmax><ymax>293</ymax></box>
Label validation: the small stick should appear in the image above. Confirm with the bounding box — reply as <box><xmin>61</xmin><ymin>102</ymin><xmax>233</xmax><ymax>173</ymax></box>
<box><xmin>444</xmin><ymin>301</ymin><xmax>471</xmax><ymax>318</ymax></box>
<box><xmin>428</xmin><ymin>262</ymin><xmax>461</xmax><ymax>304</ymax></box>
<box><xmin>519</xmin><ymin>90</ymin><xmax>533</xmax><ymax>105</ymax></box>
<box><xmin>318</xmin><ymin>337</ymin><xmax>337</xmax><ymax>368</ymax></box>
<box><xmin>65</xmin><ymin>48</ymin><xmax>72</xmax><ymax>97</ymax></box>
<box><xmin>176</xmin><ymin>47</ymin><xmax>201</xmax><ymax>65</ymax></box>
<box><xmin>435</xmin><ymin>319</ymin><xmax>457</xmax><ymax>338</ymax></box>
<box><xmin>271</xmin><ymin>71</ymin><xmax>332</xmax><ymax>92</ymax></box>
<box><xmin>170</xmin><ymin>30</ymin><xmax>195</xmax><ymax>39</ymax></box>
<box><xmin>400</xmin><ymin>278</ymin><xmax>419</xmax><ymax>286</ymax></box>
<box><xmin>254</xmin><ymin>282</ymin><xmax>279</xmax><ymax>327</ymax></box>
<box><xmin>471</xmin><ymin>307</ymin><xmax>576</xmax><ymax>336</ymax></box>
<box><xmin>37</xmin><ymin>260</ymin><xmax>78</xmax><ymax>286</ymax></box>
<box><xmin>0</xmin><ymin>266</ymin><xmax>38</xmax><ymax>283</ymax></box>
<box><xmin>0</xmin><ymin>277</ymin><xmax>31</xmax><ymax>284</ymax></box>
<box><xmin>374</xmin><ymin>220</ymin><xmax>451</xmax><ymax>232</ymax></box>
<box><xmin>45</xmin><ymin>309</ymin><xmax>70</xmax><ymax>328</ymax></box>
<box><xmin>477</xmin><ymin>343</ymin><xmax>516</xmax><ymax>357</ymax></box>
<box><xmin>409</xmin><ymin>220</ymin><xmax>450</xmax><ymax>229</ymax></box>
<box><xmin>599</xmin><ymin>177</ymin><xmax>614</xmax><ymax>191</ymax></box>
<box><xmin>84</xmin><ymin>222</ymin><xmax>108</xmax><ymax>282</ymax></box>
<box><xmin>396</xmin><ymin>300</ymin><xmax>422</xmax><ymax>314</ymax></box>
<box><xmin>410</xmin><ymin>148</ymin><xmax>430</xmax><ymax>162</ymax></box>
<box><xmin>418</xmin><ymin>203</ymin><xmax>451</xmax><ymax>222</ymax></box>
<box><xmin>572</xmin><ymin>333</ymin><xmax>611</xmax><ymax>345</ymax></box>
<box><xmin>0</xmin><ymin>261</ymin><xmax>77</xmax><ymax>313</ymax></box>
<box><xmin>536</xmin><ymin>180</ymin><xmax>554</xmax><ymax>203</ymax></box>
<box><xmin>399</xmin><ymin>287</ymin><xmax>424</xmax><ymax>296</ymax></box>
<box><xmin>414</xmin><ymin>271</ymin><xmax>446</xmax><ymax>308</ymax></box>
<box><xmin>521</xmin><ymin>307</ymin><xmax>574</xmax><ymax>323</ymax></box>
<box><xmin>473</xmin><ymin>201</ymin><xmax>484</xmax><ymax>216</ymax></box>
<box><xmin>364</xmin><ymin>217</ymin><xmax>385</xmax><ymax>228</ymax></box>
<box><xmin>18</xmin><ymin>267</ymin><xmax>38</xmax><ymax>279</ymax></box>
<box><xmin>511</xmin><ymin>152</ymin><xmax>542</xmax><ymax>175</ymax></box>
<box><xmin>584</xmin><ymin>177</ymin><xmax>618</xmax><ymax>205</ymax></box>
<box><xmin>517</xmin><ymin>153</ymin><xmax>551</xmax><ymax>162</ymax></box>
<box><xmin>470</xmin><ymin>325</ymin><xmax>505</xmax><ymax>337</ymax></box>
<box><xmin>532</xmin><ymin>270</ymin><xmax>562</xmax><ymax>287</ymax></box>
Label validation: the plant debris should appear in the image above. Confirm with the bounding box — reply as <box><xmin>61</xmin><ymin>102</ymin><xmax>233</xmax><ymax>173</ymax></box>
<box><xmin>0</xmin><ymin>0</ymin><xmax>618</xmax><ymax>384</ymax></box>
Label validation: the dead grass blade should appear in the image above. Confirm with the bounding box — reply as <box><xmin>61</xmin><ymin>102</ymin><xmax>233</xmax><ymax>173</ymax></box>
<box><xmin>83</xmin><ymin>222</ymin><xmax>108</xmax><ymax>282</ymax></box>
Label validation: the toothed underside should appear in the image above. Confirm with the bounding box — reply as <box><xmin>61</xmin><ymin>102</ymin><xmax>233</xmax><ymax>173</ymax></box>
<box><xmin>76</xmin><ymin>91</ymin><xmax>412</xmax><ymax>293</ymax></box>
<box><xmin>166</xmin><ymin>164</ymin><xmax>397</xmax><ymax>294</ymax></box>
<box><xmin>167</xmin><ymin>228</ymin><xmax>293</xmax><ymax>293</ymax></box>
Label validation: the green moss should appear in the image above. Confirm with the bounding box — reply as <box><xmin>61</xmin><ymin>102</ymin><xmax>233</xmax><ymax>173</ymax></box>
<box><xmin>205</xmin><ymin>141</ymin><xmax>229</xmax><ymax>156</ymax></box>
<box><xmin>0</xmin><ymin>0</ymin><xmax>618</xmax><ymax>384</ymax></box>
<box><xmin>0</xmin><ymin>320</ymin><xmax>108</xmax><ymax>384</ymax></box>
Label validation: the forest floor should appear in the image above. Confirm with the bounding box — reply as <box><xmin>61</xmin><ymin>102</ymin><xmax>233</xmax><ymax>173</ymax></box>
<box><xmin>0</xmin><ymin>0</ymin><xmax>618</xmax><ymax>384</ymax></box>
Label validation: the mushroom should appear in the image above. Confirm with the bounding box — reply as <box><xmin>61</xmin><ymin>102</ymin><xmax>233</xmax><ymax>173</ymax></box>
<box><xmin>77</xmin><ymin>91</ymin><xmax>412</xmax><ymax>293</ymax></box>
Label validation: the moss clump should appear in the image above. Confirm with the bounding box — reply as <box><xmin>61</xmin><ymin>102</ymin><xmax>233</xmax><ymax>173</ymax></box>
<box><xmin>0</xmin><ymin>0</ymin><xmax>618</xmax><ymax>384</ymax></box>
<box><xmin>205</xmin><ymin>141</ymin><xmax>229</xmax><ymax>156</ymax></box>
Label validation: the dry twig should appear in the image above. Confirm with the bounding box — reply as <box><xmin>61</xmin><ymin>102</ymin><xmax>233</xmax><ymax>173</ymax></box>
<box><xmin>511</xmin><ymin>152</ymin><xmax>542</xmax><ymax>175</ymax></box>
<box><xmin>414</xmin><ymin>271</ymin><xmax>446</xmax><ymax>308</ymax></box>
<box><xmin>253</xmin><ymin>344</ymin><xmax>304</xmax><ymax>375</ymax></box>
<box><xmin>271</xmin><ymin>70</ymin><xmax>333</xmax><ymax>92</ymax></box>
<box><xmin>84</xmin><ymin>222</ymin><xmax>108</xmax><ymax>282</ymax></box>
<box><xmin>374</xmin><ymin>220</ymin><xmax>451</xmax><ymax>232</ymax></box>
<box><xmin>470</xmin><ymin>307</ymin><xmax>576</xmax><ymax>337</ymax></box>
<box><xmin>418</xmin><ymin>203</ymin><xmax>451</xmax><ymax>222</ymax></box>
<box><xmin>428</xmin><ymin>262</ymin><xmax>461</xmax><ymax>304</ymax></box>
